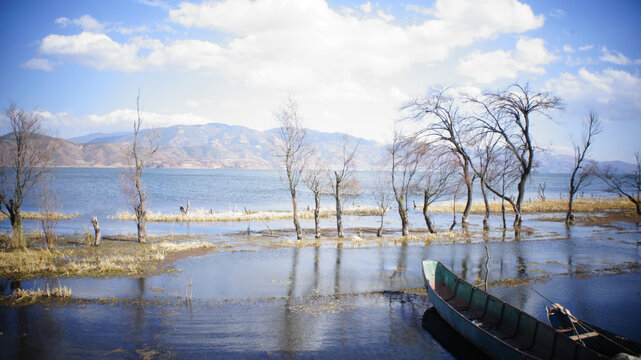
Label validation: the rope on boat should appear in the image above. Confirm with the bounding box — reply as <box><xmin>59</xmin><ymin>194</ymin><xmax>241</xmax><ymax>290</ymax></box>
<box><xmin>530</xmin><ymin>287</ymin><xmax>636</xmax><ymax>355</ymax></box>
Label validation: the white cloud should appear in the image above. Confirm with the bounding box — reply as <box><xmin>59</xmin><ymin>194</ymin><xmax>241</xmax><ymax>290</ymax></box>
<box><xmin>138</xmin><ymin>0</ymin><xmax>170</xmax><ymax>10</ymax></box>
<box><xmin>547</xmin><ymin>67</ymin><xmax>641</xmax><ymax>114</ymax></box>
<box><xmin>86</xmin><ymin>109</ymin><xmax>212</xmax><ymax>129</ymax></box>
<box><xmin>39</xmin><ymin>0</ymin><xmax>544</xmax><ymax>87</ymax></box>
<box><xmin>563</xmin><ymin>44</ymin><xmax>574</xmax><ymax>53</ymax></box>
<box><xmin>549</xmin><ymin>8</ymin><xmax>565</xmax><ymax>19</ymax></box>
<box><xmin>39</xmin><ymin>32</ymin><xmax>141</xmax><ymax>71</ymax></box>
<box><xmin>21</xmin><ymin>58</ymin><xmax>56</xmax><ymax>71</ymax></box>
<box><xmin>56</xmin><ymin>14</ymin><xmax>105</xmax><ymax>32</ymax></box>
<box><xmin>599</xmin><ymin>46</ymin><xmax>641</xmax><ymax>66</ymax></box>
<box><xmin>457</xmin><ymin>37</ymin><xmax>556</xmax><ymax>84</ymax></box>
<box><xmin>405</xmin><ymin>4</ymin><xmax>432</xmax><ymax>15</ymax></box>
<box><xmin>360</xmin><ymin>2</ymin><xmax>372</xmax><ymax>13</ymax></box>
<box><xmin>579</xmin><ymin>44</ymin><xmax>593</xmax><ymax>51</ymax></box>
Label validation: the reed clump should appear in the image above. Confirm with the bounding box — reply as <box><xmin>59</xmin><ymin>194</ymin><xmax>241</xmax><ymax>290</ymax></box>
<box><xmin>0</xmin><ymin>212</ymin><xmax>80</xmax><ymax>221</ymax></box>
<box><xmin>425</xmin><ymin>197</ymin><xmax>634</xmax><ymax>214</ymax></box>
<box><xmin>10</xmin><ymin>283</ymin><xmax>72</xmax><ymax>304</ymax></box>
<box><xmin>113</xmin><ymin>206</ymin><xmax>383</xmax><ymax>223</ymax></box>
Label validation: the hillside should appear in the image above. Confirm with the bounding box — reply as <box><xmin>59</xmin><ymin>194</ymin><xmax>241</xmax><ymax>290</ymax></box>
<box><xmin>1</xmin><ymin>123</ymin><xmax>634</xmax><ymax>172</ymax></box>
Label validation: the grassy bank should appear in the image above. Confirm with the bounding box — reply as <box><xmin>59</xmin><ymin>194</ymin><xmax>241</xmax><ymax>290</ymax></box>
<box><xmin>113</xmin><ymin>206</ymin><xmax>383</xmax><ymax>222</ymax></box>
<box><xmin>427</xmin><ymin>196</ymin><xmax>636</xmax><ymax>214</ymax></box>
<box><xmin>0</xmin><ymin>237</ymin><xmax>218</xmax><ymax>280</ymax></box>
<box><xmin>0</xmin><ymin>211</ymin><xmax>80</xmax><ymax>221</ymax></box>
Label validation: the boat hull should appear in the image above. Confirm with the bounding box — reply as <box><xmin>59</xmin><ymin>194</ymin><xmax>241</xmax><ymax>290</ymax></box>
<box><xmin>422</xmin><ymin>259</ymin><xmax>603</xmax><ymax>360</ymax></box>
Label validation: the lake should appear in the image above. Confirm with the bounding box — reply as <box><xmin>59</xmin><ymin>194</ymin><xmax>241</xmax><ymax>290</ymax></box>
<box><xmin>0</xmin><ymin>168</ymin><xmax>639</xmax><ymax>359</ymax></box>
<box><xmin>0</xmin><ymin>168</ymin><xmax>620</xmax><ymax>236</ymax></box>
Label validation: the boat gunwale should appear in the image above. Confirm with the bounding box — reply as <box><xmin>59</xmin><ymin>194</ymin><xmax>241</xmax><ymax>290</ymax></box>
<box><xmin>422</xmin><ymin>259</ymin><xmax>602</xmax><ymax>360</ymax></box>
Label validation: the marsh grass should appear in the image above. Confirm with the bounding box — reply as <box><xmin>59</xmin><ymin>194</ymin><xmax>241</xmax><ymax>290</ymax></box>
<box><xmin>0</xmin><ymin>212</ymin><xmax>80</xmax><ymax>221</ymax></box>
<box><xmin>426</xmin><ymin>196</ymin><xmax>635</xmax><ymax>214</ymax></box>
<box><xmin>11</xmin><ymin>283</ymin><xmax>72</xmax><ymax>304</ymax></box>
<box><xmin>0</xmin><ymin>238</ymin><xmax>218</xmax><ymax>280</ymax></box>
<box><xmin>113</xmin><ymin>206</ymin><xmax>384</xmax><ymax>223</ymax></box>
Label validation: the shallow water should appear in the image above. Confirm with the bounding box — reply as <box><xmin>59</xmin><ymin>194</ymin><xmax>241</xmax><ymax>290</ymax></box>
<box><xmin>1</xmin><ymin>217</ymin><xmax>640</xmax><ymax>359</ymax></box>
<box><xmin>0</xmin><ymin>168</ymin><xmax>620</xmax><ymax>237</ymax></box>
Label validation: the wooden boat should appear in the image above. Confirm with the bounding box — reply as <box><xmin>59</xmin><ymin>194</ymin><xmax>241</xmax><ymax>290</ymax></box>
<box><xmin>422</xmin><ymin>259</ymin><xmax>605</xmax><ymax>360</ymax></box>
<box><xmin>546</xmin><ymin>303</ymin><xmax>641</xmax><ymax>359</ymax></box>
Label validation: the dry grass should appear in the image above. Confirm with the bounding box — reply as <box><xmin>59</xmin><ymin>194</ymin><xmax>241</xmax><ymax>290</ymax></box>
<box><xmin>425</xmin><ymin>197</ymin><xmax>636</xmax><ymax>214</ymax></box>
<box><xmin>113</xmin><ymin>206</ymin><xmax>384</xmax><ymax>222</ymax></box>
<box><xmin>10</xmin><ymin>283</ymin><xmax>72</xmax><ymax>304</ymax></box>
<box><xmin>0</xmin><ymin>239</ymin><xmax>218</xmax><ymax>280</ymax></box>
<box><xmin>0</xmin><ymin>212</ymin><xmax>80</xmax><ymax>221</ymax></box>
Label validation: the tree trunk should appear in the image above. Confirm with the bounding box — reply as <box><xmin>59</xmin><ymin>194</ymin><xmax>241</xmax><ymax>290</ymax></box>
<box><xmin>514</xmin><ymin>159</ymin><xmax>531</xmax><ymax>227</ymax></box>
<box><xmin>291</xmin><ymin>190</ymin><xmax>302</xmax><ymax>240</ymax></box>
<box><xmin>396</xmin><ymin>196</ymin><xmax>408</xmax><ymax>236</ymax></box>
<box><xmin>423</xmin><ymin>191</ymin><xmax>435</xmax><ymax>234</ymax></box>
<box><xmin>461</xmin><ymin>162</ymin><xmax>473</xmax><ymax>225</ymax></box>
<box><xmin>566</xmin><ymin>190</ymin><xmax>576</xmax><ymax>224</ymax></box>
<box><xmin>10</xmin><ymin>211</ymin><xmax>24</xmax><ymax>249</ymax></box>
<box><xmin>501</xmin><ymin>198</ymin><xmax>506</xmax><ymax>229</ymax></box>
<box><xmin>480</xmin><ymin>180</ymin><xmax>490</xmax><ymax>230</ymax></box>
<box><xmin>92</xmin><ymin>217</ymin><xmax>102</xmax><ymax>246</ymax></box>
<box><xmin>314</xmin><ymin>192</ymin><xmax>321</xmax><ymax>239</ymax></box>
<box><xmin>335</xmin><ymin>192</ymin><xmax>343</xmax><ymax>238</ymax></box>
<box><xmin>136</xmin><ymin>206</ymin><xmax>146</xmax><ymax>243</ymax></box>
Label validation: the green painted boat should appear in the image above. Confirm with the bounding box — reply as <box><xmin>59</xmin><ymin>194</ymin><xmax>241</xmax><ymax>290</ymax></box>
<box><xmin>422</xmin><ymin>259</ymin><xmax>606</xmax><ymax>360</ymax></box>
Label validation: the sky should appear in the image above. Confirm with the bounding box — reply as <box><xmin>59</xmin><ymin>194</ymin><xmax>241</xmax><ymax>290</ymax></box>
<box><xmin>1</xmin><ymin>0</ymin><xmax>640</xmax><ymax>162</ymax></box>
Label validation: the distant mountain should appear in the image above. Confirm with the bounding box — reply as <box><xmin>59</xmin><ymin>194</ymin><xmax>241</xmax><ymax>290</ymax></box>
<box><xmin>1</xmin><ymin>123</ymin><xmax>634</xmax><ymax>172</ymax></box>
<box><xmin>68</xmin><ymin>131</ymin><xmax>129</xmax><ymax>144</ymax></box>
<box><xmin>535</xmin><ymin>152</ymin><xmax>637</xmax><ymax>173</ymax></box>
<box><xmin>9</xmin><ymin>122</ymin><xmax>387</xmax><ymax>169</ymax></box>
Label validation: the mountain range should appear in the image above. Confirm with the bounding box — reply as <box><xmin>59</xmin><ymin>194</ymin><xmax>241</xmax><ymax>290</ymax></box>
<box><xmin>1</xmin><ymin>122</ymin><xmax>635</xmax><ymax>173</ymax></box>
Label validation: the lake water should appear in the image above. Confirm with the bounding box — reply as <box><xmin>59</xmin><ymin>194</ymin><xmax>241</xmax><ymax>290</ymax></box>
<box><xmin>1</xmin><ymin>168</ymin><xmax>640</xmax><ymax>359</ymax></box>
<box><xmin>0</xmin><ymin>168</ymin><xmax>621</xmax><ymax>236</ymax></box>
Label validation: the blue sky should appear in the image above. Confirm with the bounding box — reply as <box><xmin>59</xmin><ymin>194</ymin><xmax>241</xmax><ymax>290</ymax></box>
<box><xmin>1</xmin><ymin>0</ymin><xmax>640</xmax><ymax>162</ymax></box>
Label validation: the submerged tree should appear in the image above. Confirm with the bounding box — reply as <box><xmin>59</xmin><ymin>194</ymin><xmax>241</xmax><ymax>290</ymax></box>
<box><xmin>470</xmin><ymin>132</ymin><xmax>501</xmax><ymax>230</ymax></box>
<box><xmin>471</xmin><ymin>83</ymin><xmax>562</xmax><ymax>226</ymax></box>
<box><xmin>39</xmin><ymin>175</ymin><xmax>60</xmax><ymax>250</ymax></box>
<box><xmin>122</xmin><ymin>92</ymin><xmax>159</xmax><ymax>243</ymax></box>
<box><xmin>302</xmin><ymin>160</ymin><xmax>328</xmax><ymax>239</ymax></box>
<box><xmin>403</xmin><ymin>88</ymin><xmax>475</xmax><ymax>226</ymax></box>
<box><xmin>274</xmin><ymin>99</ymin><xmax>310</xmax><ymax>240</ymax></box>
<box><xmin>388</xmin><ymin>130</ymin><xmax>422</xmax><ymax>236</ymax></box>
<box><xmin>330</xmin><ymin>137</ymin><xmax>359</xmax><ymax>238</ymax></box>
<box><xmin>566</xmin><ymin>111</ymin><xmax>601</xmax><ymax>224</ymax></box>
<box><xmin>0</xmin><ymin>102</ymin><xmax>57</xmax><ymax>249</ymax></box>
<box><xmin>372</xmin><ymin>171</ymin><xmax>392</xmax><ymax>237</ymax></box>
<box><xmin>421</xmin><ymin>145</ymin><xmax>456</xmax><ymax>233</ymax></box>
<box><xmin>598</xmin><ymin>153</ymin><xmax>641</xmax><ymax>216</ymax></box>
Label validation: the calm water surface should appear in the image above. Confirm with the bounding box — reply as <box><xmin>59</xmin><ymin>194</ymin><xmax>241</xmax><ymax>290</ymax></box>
<box><xmin>0</xmin><ymin>169</ymin><xmax>639</xmax><ymax>359</ymax></box>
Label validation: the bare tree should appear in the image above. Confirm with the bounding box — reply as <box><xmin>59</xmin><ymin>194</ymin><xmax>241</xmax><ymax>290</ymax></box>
<box><xmin>388</xmin><ymin>129</ymin><xmax>421</xmax><ymax>236</ymax></box>
<box><xmin>403</xmin><ymin>88</ymin><xmax>475</xmax><ymax>226</ymax></box>
<box><xmin>421</xmin><ymin>145</ymin><xmax>456</xmax><ymax>233</ymax></box>
<box><xmin>470</xmin><ymin>132</ymin><xmax>501</xmax><ymax>230</ymax></box>
<box><xmin>273</xmin><ymin>99</ymin><xmax>309</xmax><ymax>240</ymax></box>
<box><xmin>122</xmin><ymin>91</ymin><xmax>159</xmax><ymax>243</ymax></box>
<box><xmin>598</xmin><ymin>153</ymin><xmax>641</xmax><ymax>215</ymax></box>
<box><xmin>330</xmin><ymin>137</ymin><xmax>359</xmax><ymax>238</ymax></box>
<box><xmin>302</xmin><ymin>161</ymin><xmax>328</xmax><ymax>239</ymax></box>
<box><xmin>471</xmin><ymin>83</ymin><xmax>563</xmax><ymax>226</ymax></box>
<box><xmin>484</xmin><ymin>147</ymin><xmax>520</xmax><ymax>229</ymax></box>
<box><xmin>372</xmin><ymin>171</ymin><xmax>392</xmax><ymax>237</ymax></box>
<box><xmin>39</xmin><ymin>176</ymin><xmax>59</xmax><ymax>250</ymax></box>
<box><xmin>566</xmin><ymin>111</ymin><xmax>602</xmax><ymax>224</ymax></box>
<box><xmin>0</xmin><ymin>103</ymin><xmax>56</xmax><ymax>249</ymax></box>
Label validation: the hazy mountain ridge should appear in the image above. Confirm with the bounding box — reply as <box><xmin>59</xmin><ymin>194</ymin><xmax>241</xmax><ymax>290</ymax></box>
<box><xmin>1</xmin><ymin>123</ymin><xmax>634</xmax><ymax>172</ymax></box>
